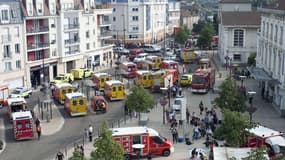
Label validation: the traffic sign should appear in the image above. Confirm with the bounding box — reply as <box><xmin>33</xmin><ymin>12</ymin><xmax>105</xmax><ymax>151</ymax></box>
<box><xmin>160</xmin><ymin>98</ymin><xmax>168</xmax><ymax>106</ymax></box>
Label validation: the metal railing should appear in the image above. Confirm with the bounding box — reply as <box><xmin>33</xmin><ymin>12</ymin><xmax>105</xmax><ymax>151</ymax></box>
<box><xmin>26</xmin><ymin>26</ymin><xmax>49</xmax><ymax>33</ymax></box>
<box><xmin>64</xmin><ymin>38</ymin><xmax>80</xmax><ymax>45</ymax></box>
<box><xmin>64</xmin><ymin>24</ymin><xmax>79</xmax><ymax>30</ymax></box>
<box><xmin>27</xmin><ymin>43</ymin><xmax>50</xmax><ymax>50</ymax></box>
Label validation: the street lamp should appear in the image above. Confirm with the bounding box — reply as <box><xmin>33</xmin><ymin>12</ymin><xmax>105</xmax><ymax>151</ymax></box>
<box><xmin>247</xmin><ymin>91</ymin><xmax>257</xmax><ymax>123</ymax></box>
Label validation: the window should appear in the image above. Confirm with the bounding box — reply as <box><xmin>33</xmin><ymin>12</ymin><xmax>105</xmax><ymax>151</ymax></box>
<box><xmin>113</xmin><ymin>8</ymin><xmax>116</xmax><ymax>12</ymax></box>
<box><xmin>132</xmin><ymin>26</ymin><xmax>139</xmax><ymax>31</ymax></box>
<box><xmin>15</xmin><ymin>44</ymin><xmax>20</xmax><ymax>53</ymax></box>
<box><xmin>233</xmin><ymin>54</ymin><xmax>241</xmax><ymax>61</ymax></box>
<box><xmin>113</xmin><ymin>17</ymin><xmax>116</xmax><ymax>21</ymax></box>
<box><xmin>79</xmin><ymin>99</ymin><xmax>84</xmax><ymax>105</ymax></box>
<box><xmin>17</xmin><ymin>122</ymin><xmax>22</xmax><ymax>129</ymax></box>
<box><xmin>14</xmin><ymin>27</ymin><xmax>19</xmax><ymax>37</ymax></box>
<box><xmin>86</xmin><ymin>31</ymin><xmax>90</xmax><ymax>38</ymax></box>
<box><xmin>118</xmin><ymin>86</ymin><xmax>122</xmax><ymax>91</ymax></box>
<box><xmin>132</xmin><ymin>16</ymin><xmax>138</xmax><ymax>21</ymax></box>
<box><xmin>233</xmin><ymin>29</ymin><xmax>244</xmax><ymax>47</ymax></box>
<box><xmin>266</xmin><ymin>22</ymin><xmax>269</xmax><ymax>38</ymax></box>
<box><xmin>25</xmin><ymin>122</ymin><xmax>31</xmax><ymax>128</ymax></box>
<box><xmin>133</xmin><ymin>135</ymin><xmax>141</xmax><ymax>144</ymax></box>
<box><xmin>1</xmin><ymin>10</ymin><xmax>8</xmax><ymax>21</ymax></box>
<box><xmin>132</xmin><ymin>8</ymin><xmax>138</xmax><ymax>12</ymax></box>
<box><xmin>11</xmin><ymin>10</ymin><xmax>17</xmax><ymax>18</ymax></box>
<box><xmin>4</xmin><ymin>45</ymin><xmax>11</xmax><ymax>58</ymax></box>
<box><xmin>68</xmin><ymin>89</ymin><xmax>73</xmax><ymax>93</ymax></box>
<box><xmin>93</xmin><ymin>29</ymin><xmax>95</xmax><ymax>35</ymax></box>
<box><xmin>112</xmin><ymin>87</ymin><xmax>116</xmax><ymax>92</ymax></box>
<box><xmin>16</xmin><ymin>60</ymin><xmax>21</xmax><ymax>69</ymax></box>
<box><xmin>5</xmin><ymin>62</ymin><xmax>12</xmax><ymax>71</ymax></box>
<box><xmin>262</xmin><ymin>22</ymin><xmax>265</xmax><ymax>36</ymax></box>
<box><xmin>153</xmin><ymin>136</ymin><xmax>163</xmax><ymax>144</ymax></box>
<box><xmin>72</xmin><ymin>100</ymin><xmax>77</xmax><ymax>106</ymax></box>
<box><xmin>280</xmin><ymin>26</ymin><xmax>283</xmax><ymax>45</ymax></box>
<box><xmin>93</xmin><ymin>42</ymin><xmax>95</xmax><ymax>48</ymax></box>
<box><xmin>86</xmin><ymin>43</ymin><xmax>90</xmax><ymax>50</ymax></box>
<box><xmin>270</xmin><ymin>24</ymin><xmax>273</xmax><ymax>40</ymax></box>
<box><xmin>275</xmin><ymin>25</ymin><xmax>278</xmax><ymax>42</ymax></box>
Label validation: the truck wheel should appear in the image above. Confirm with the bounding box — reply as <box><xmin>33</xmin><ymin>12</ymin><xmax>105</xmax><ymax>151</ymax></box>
<box><xmin>124</xmin><ymin>154</ymin><xmax>131</xmax><ymax>160</ymax></box>
<box><xmin>162</xmin><ymin>149</ymin><xmax>170</xmax><ymax>157</ymax></box>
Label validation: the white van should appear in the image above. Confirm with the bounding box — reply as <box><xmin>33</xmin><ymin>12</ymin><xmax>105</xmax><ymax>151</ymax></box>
<box><xmin>143</xmin><ymin>44</ymin><xmax>161</xmax><ymax>53</ymax></box>
<box><xmin>171</xmin><ymin>96</ymin><xmax>186</xmax><ymax>113</ymax></box>
<box><xmin>133</xmin><ymin>53</ymin><xmax>148</xmax><ymax>62</ymax></box>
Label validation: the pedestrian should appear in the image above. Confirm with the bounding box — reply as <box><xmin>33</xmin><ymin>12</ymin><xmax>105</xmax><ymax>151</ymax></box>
<box><xmin>35</xmin><ymin>118</ymin><xmax>40</xmax><ymax>127</ymax></box>
<box><xmin>110</xmin><ymin>59</ymin><xmax>113</xmax><ymax>68</ymax></box>
<box><xmin>199</xmin><ymin>101</ymin><xmax>204</xmax><ymax>115</ymax></box>
<box><xmin>191</xmin><ymin>148</ymin><xmax>197</xmax><ymax>158</ymax></box>
<box><xmin>36</xmin><ymin>124</ymin><xmax>42</xmax><ymax>140</ymax></box>
<box><xmin>68</xmin><ymin>77</ymin><xmax>72</xmax><ymax>84</ymax></box>
<box><xmin>182</xmin><ymin>64</ymin><xmax>185</xmax><ymax>74</ymax></box>
<box><xmin>172</xmin><ymin>86</ymin><xmax>177</xmax><ymax>97</ymax></box>
<box><xmin>56</xmin><ymin>151</ymin><xmax>64</xmax><ymax>160</ymax></box>
<box><xmin>170</xmin><ymin>127</ymin><xmax>178</xmax><ymax>143</ymax></box>
<box><xmin>88</xmin><ymin>124</ymin><xmax>93</xmax><ymax>142</ymax></box>
<box><xmin>261</xmin><ymin>87</ymin><xmax>265</xmax><ymax>99</ymax></box>
<box><xmin>80</xmin><ymin>145</ymin><xmax>84</xmax><ymax>157</ymax></box>
<box><xmin>178</xmin><ymin>87</ymin><xmax>182</xmax><ymax>96</ymax></box>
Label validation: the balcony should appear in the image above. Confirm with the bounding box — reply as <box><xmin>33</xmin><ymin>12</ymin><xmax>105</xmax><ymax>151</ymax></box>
<box><xmin>1</xmin><ymin>35</ymin><xmax>11</xmax><ymax>43</ymax></box>
<box><xmin>98</xmin><ymin>31</ymin><xmax>112</xmax><ymax>39</ymax></box>
<box><xmin>26</xmin><ymin>26</ymin><xmax>49</xmax><ymax>34</ymax></box>
<box><xmin>64</xmin><ymin>24</ymin><xmax>79</xmax><ymax>30</ymax></box>
<box><xmin>99</xmin><ymin>20</ymin><xmax>111</xmax><ymax>26</ymax></box>
<box><xmin>27</xmin><ymin>43</ymin><xmax>50</xmax><ymax>51</ymax></box>
<box><xmin>64</xmin><ymin>38</ymin><xmax>80</xmax><ymax>45</ymax></box>
<box><xmin>65</xmin><ymin>49</ymin><xmax>80</xmax><ymax>55</ymax></box>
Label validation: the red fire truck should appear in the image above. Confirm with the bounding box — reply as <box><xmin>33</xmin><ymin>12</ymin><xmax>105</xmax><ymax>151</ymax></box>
<box><xmin>120</xmin><ymin>62</ymin><xmax>137</xmax><ymax>78</ymax></box>
<box><xmin>242</xmin><ymin>125</ymin><xmax>285</xmax><ymax>158</ymax></box>
<box><xmin>12</xmin><ymin>111</ymin><xmax>34</xmax><ymax>140</ymax></box>
<box><xmin>112</xmin><ymin>126</ymin><xmax>174</xmax><ymax>159</ymax></box>
<box><xmin>160</xmin><ymin>60</ymin><xmax>179</xmax><ymax>73</ymax></box>
<box><xmin>191</xmin><ymin>68</ymin><xmax>215</xmax><ymax>93</ymax></box>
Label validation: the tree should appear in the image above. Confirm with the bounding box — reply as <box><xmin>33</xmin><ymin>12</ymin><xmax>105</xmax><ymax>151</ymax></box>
<box><xmin>247</xmin><ymin>53</ymin><xmax>256</xmax><ymax>66</ymax></box>
<box><xmin>174</xmin><ymin>25</ymin><xmax>190</xmax><ymax>44</ymax></box>
<box><xmin>69</xmin><ymin>150</ymin><xmax>87</xmax><ymax>160</ymax></box>
<box><xmin>242</xmin><ymin>146</ymin><xmax>268</xmax><ymax>160</ymax></box>
<box><xmin>197</xmin><ymin>23</ymin><xmax>214</xmax><ymax>49</ymax></box>
<box><xmin>192</xmin><ymin>20</ymin><xmax>206</xmax><ymax>34</ymax></box>
<box><xmin>214</xmin><ymin>78</ymin><xmax>247</xmax><ymax>112</ymax></box>
<box><xmin>125</xmin><ymin>85</ymin><xmax>155</xmax><ymax>120</ymax></box>
<box><xmin>214</xmin><ymin>108</ymin><xmax>252</xmax><ymax>147</ymax></box>
<box><xmin>91</xmin><ymin>122</ymin><xmax>124</xmax><ymax>160</ymax></box>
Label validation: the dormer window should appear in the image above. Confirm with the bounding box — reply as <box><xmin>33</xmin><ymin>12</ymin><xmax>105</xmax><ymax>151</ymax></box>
<box><xmin>1</xmin><ymin>10</ymin><xmax>9</xmax><ymax>21</ymax></box>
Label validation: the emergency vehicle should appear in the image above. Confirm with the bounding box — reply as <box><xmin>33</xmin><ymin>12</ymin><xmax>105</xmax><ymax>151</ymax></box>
<box><xmin>70</xmin><ymin>68</ymin><xmax>92</xmax><ymax>79</ymax></box>
<box><xmin>53</xmin><ymin>83</ymin><xmax>75</xmax><ymax>104</ymax></box>
<box><xmin>242</xmin><ymin>125</ymin><xmax>285</xmax><ymax>158</ymax></box>
<box><xmin>112</xmin><ymin>126</ymin><xmax>174</xmax><ymax>159</ymax></box>
<box><xmin>0</xmin><ymin>84</ymin><xmax>9</xmax><ymax>106</ymax></box>
<box><xmin>91</xmin><ymin>96</ymin><xmax>107</xmax><ymax>113</ymax></box>
<box><xmin>134</xmin><ymin>70</ymin><xmax>152</xmax><ymax>88</ymax></box>
<box><xmin>120</xmin><ymin>62</ymin><xmax>137</xmax><ymax>78</ymax></box>
<box><xmin>151</xmin><ymin>70</ymin><xmax>173</xmax><ymax>92</ymax></box>
<box><xmin>199</xmin><ymin>58</ymin><xmax>211</xmax><ymax>70</ymax></box>
<box><xmin>142</xmin><ymin>55</ymin><xmax>162</xmax><ymax>71</ymax></box>
<box><xmin>191</xmin><ymin>68</ymin><xmax>215</xmax><ymax>93</ymax></box>
<box><xmin>129</xmin><ymin>48</ymin><xmax>144</xmax><ymax>61</ymax></box>
<box><xmin>92</xmin><ymin>72</ymin><xmax>112</xmax><ymax>91</ymax></box>
<box><xmin>180</xmin><ymin>74</ymin><xmax>192</xmax><ymax>86</ymax></box>
<box><xmin>180</xmin><ymin>48</ymin><xmax>196</xmax><ymax>63</ymax></box>
<box><xmin>12</xmin><ymin>111</ymin><xmax>34</xmax><ymax>140</ymax></box>
<box><xmin>160</xmin><ymin>60</ymin><xmax>179</xmax><ymax>72</ymax></box>
<box><xmin>64</xmin><ymin>92</ymin><xmax>87</xmax><ymax>116</ymax></box>
<box><xmin>7</xmin><ymin>98</ymin><xmax>27</xmax><ymax>120</ymax></box>
<box><xmin>104</xmin><ymin>80</ymin><xmax>125</xmax><ymax>101</ymax></box>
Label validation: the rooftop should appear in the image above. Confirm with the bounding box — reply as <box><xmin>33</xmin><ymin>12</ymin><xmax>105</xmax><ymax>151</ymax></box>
<box><xmin>262</xmin><ymin>0</ymin><xmax>285</xmax><ymax>11</ymax></box>
<box><xmin>219</xmin><ymin>0</ymin><xmax>251</xmax><ymax>3</ymax></box>
<box><xmin>221</xmin><ymin>11</ymin><xmax>261</xmax><ymax>26</ymax></box>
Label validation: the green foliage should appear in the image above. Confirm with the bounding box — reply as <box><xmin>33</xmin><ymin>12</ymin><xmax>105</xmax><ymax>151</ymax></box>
<box><xmin>197</xmin><ymin>23</ymin><xmax>215</xmax><ymax>49</ymax></box>
<box><xmin>214</xmin><ymin>108</ymin><xmax>252</xmax><ymax>147</ymax></box>
<box><xmin>91</xmin><ymin>122</ymin><xmax>124</xmax><ymax>160</ymax></box>
<box><xmin>272</xmin><ymin>155</ymin><xmax>285</xmax><ymax>160</ymax></box>
<box><xmin>69</xmin><ymin>150</ymin><xmax>87</xmax><ymax>160</ymax></box>
<box><xmin>192</xmin><ymin>20</ymin><xmax>206</xmax><ymax>34</ymax></box>
<box><xmin>242</xmin><ymin>146</ymin><xmax>268</xmax><ymax>160</ymax></box>
<box><xmin>247</xmin><ymin>53</ymin><xmax>256</xmax><ymax>66</ymax></box>
<box><xmin>126</xmin><ymin>85</ymin><xmax>155</xmax><ymax>113</ymax></box>
<box><xmin>214</xmin><ymin>78</ymin><xmax>247</xmax><ymax>112</ymax></box>
<box><xmin>174</xmin><ymin>25</ymin><xmax>190</xmax><ymax>44</ymax></box>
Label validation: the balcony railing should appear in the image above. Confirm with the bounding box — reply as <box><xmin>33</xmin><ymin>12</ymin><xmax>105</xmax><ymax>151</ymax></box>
<box><xmin>27</xmin><ymin>43</ymin><xmax>50</xmax><ymax>50</ymax></box>
<box><xmin>65</xmin><ymin>49</ymin><xmax>80</xmax><ymax>55</ymax></box>
<box><xmin>99</xmin><ymin>20</ymin><xmax>111</xmax><ymax>26</ymax></box>
<box><xmin>99</xmin><ymin>32</ymin><xmax>112</xmax><ymax>38</ymax></box>
<box><xmin>26</xmin><ymin>26</ymin><xmax>49</xmax><ymax>33</ymax></box>
<box><xmin>64</xmin><ymin>24</ymin><xmax>79</xmax><ymax>30</ymax></box>
<box><xmin>64</xmin><ymin>38</ymin><xmax>80</xmax><ymax>45</ymax></box>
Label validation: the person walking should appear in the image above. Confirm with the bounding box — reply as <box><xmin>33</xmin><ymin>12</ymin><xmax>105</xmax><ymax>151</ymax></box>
<box><xmin>170</xmin><ymin>127</ymin><xmax>178</xmax><ymax>143</ymax></box>
<box><xmin>199</xmin><ymin>101</ymin><xmax>204</xmax><ymax>115</ymax></box>
<box><xmin>36</xmin><ymin>124</ymin><xmax>42</xmax><ymax>140</ymax></box>
<box><xmin>56</xmin><ymin>151</ymin><xmax>64</xmax><ymax>160</ymax></box>
<box><xmin>186</xmin><ymin>108</ymin><xmax>190</xmax><ymax>124</ymax></box>
<box><xmin>88</xmin><ymin>124</ymin><xmax>93</xmax><ymax>142</ymax></box>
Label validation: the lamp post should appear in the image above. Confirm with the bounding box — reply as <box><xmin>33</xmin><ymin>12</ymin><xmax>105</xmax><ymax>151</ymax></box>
<box><xmin>247</xmin><ymin>91</ymin><xmax>257</xmax><ymax>123</ymax></box>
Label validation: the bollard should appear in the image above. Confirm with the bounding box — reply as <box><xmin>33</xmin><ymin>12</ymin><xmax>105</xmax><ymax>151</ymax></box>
<box><xmin>50</xmin><ymin>102</ymin><xmax>53</xmax><ymax>119</ymax></box>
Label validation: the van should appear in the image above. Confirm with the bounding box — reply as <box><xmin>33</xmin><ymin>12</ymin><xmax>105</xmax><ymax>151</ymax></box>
<box><xmin>64</xmin><ymin>92</ymin><xmax>87</xmax><ymax>116</ymax></box>
<box><xmin>71</xmin><ymin>68</ymin><xmax>93</xmax><ymax>79</ymax></box>
<box><xmin>92</xmin><ymin>72</ymin><xmax>112</xmax><ymax>91</ymax></box>
<box><xmin>171</xmin><ymin>97</ymin><xmax>186</xmax><ymax>113</ymax></box>
<box><xmin>12</xmin><ymin>111</ymin><xmax>34</xmax><ymax>140</ymax></box>
<box><xmin>143</xmin><ymin>44</ymin><xmax>162</xmax><ymax>53</ymax></box>
<box><xmin>104</xmin><ymin>80</ymin><xmax>125</xmax><ymax>101</ymax></box>
<box><xmin>50</xmin><ymin>73</ymin><xmax>74</xmax><ymax>85</ymax></box>
<box><xmin>180</xmin><ymin>74</ymin><xmax>192</xmax><ymax>86</ymax></box>
<box><xmin>142</xmin><ymin>55</ymin><xmax>162</xmax><ymax>70</ymax></box>
<box><xmin>134</xmin><ymin>53</ymin><xmax>148</xmax><ymax>63</ymax></box>
<box><xmin>134</xmin><ymin>70</ymin><xmax>152</xmax><ymax>88</ymax></box>
<box><xmin>112</xmin><ymin>126</ymin><xmax>174</xmax><ymax>159</ymax></box>
<box><xmin>53</xmin><ymin>83</ymin><xmax>75</xmax><ymax>104</ymax></box>
<box><xmin>129</xmin><ymin>48</ymin><xmax>144</xmax><ymax>61</ymax></box>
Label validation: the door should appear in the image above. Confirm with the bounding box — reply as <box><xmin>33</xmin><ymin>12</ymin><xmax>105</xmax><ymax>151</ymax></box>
<box><xmin>111</xmin><ymin>86</ymin><xmax>117</xmax><ymax>99</ymax></box>
<box><xmin>53</xmin><ymin>65</ymin><xmax>57</xmax><ymax>78</ymax></box>
<box><xmin>117</xmin><ymin>85</ymin><xmax>124</xmax><ymax>99</ymax></box>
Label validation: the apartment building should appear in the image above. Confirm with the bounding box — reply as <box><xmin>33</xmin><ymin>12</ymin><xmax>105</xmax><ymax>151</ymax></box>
<box><xmin>0</xmin><ymin>0</ymin><xmax>26</xmax><ymax>89</ymax></box>
<box><xmin>255</xmin><ymin>0</ymin><xmax>285</xmax><ymax>115</ymax></box>
<box><xmin>18</xmin><ymin>0</ymin><xmax>113</xmax><ymax>88</ymax></box>
<box><xmin>168</xmin><ymin>0</ymin><xmax>180</xmax><ymax>36</ymax></box>
<box><xmin>218</xmin><ymin>0</ymin><xmax>260</xmax><ymax>65</ymax></box>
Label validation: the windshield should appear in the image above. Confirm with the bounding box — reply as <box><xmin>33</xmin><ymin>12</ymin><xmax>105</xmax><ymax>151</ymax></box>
<box><xmin>174</xmin><ymin>99</ymin><xmax>181</xmax><ymax>105</ymax></box>
<box><xmin>181</xmin><ymin>76</ymin><xmax>189</xmax><ymax>80</ymax></box>
<box><xmin>192</xmin><ymin>77</ymin><xmax>206</xmax><ymax>84</ymax></box>
<box><xmin>55</xmin><ymin>77</ymin><xmax>64</xmax><ymax>80</ymax></box>
<box><xmin>12</xmin><ymin>90</ymin><xmax>21</xmax><ymax>94</ymax></box>
<box><xmin>159</xmin><ymin>134</ymin><xmax>167</xmax><ymax>141</ymax></box>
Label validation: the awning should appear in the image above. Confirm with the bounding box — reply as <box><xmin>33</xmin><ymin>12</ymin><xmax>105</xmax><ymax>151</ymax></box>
<box><xmin>247</xmin><ymin>67</ymin><xmax>274</xmax><ymax>81</ymax></box>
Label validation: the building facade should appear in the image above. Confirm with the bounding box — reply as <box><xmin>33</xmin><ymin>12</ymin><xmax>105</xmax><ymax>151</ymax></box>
<box><xmin>256</xmin><ymin>0</ymin><xmax>285</xmax><ymax>115</ymax></box>
<box><xmin>18</xmin><ymin>0</ymin><xmax>114</xmax><ymax>88</ymax></box>
<box><xmin>0</xmin><ymin>0</ymin><xmax>26</xmax><ymax>89</ymax></box>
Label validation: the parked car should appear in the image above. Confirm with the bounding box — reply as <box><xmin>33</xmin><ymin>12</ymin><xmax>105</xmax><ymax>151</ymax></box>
<box><xmin>114</xmin><ymin>47</ymin><xmax>129</xmax><ymax>55</ymax></box>
<box><xmin>142</xmin><ymin>44</ymin><xmax>161</xmax><ymax>53</ymax></box>
<box><xmin>10</xmin><ymin>87</ymin><xmax>33</xmax><ymax>98</ymax></box>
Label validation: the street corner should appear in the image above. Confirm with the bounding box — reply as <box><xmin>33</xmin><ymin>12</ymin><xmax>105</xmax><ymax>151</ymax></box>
<box><xmin>40</xmin><ymin>104</ymin><xmax>65</xmax><ymax>136</ymax></box>
<box><xmin>0</xmin><ymin>119</ymin><xmax>6</xmax><ymax>155</ymax></box>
